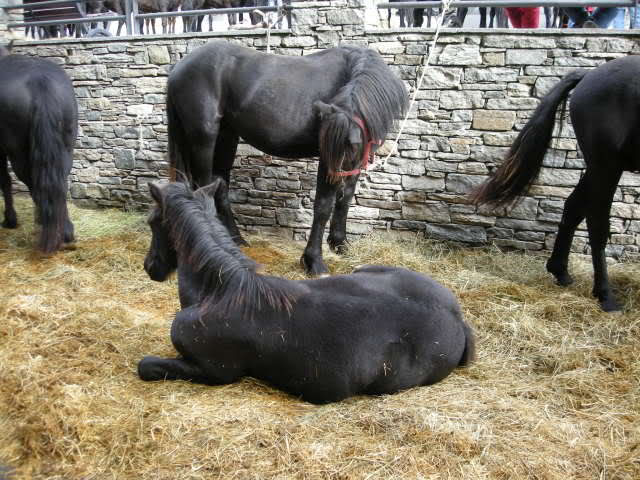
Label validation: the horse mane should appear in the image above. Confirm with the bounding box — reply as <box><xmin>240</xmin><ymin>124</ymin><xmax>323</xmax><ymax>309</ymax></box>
<box><xmin>161</xmin><ymin>183</ymin><xmax>298</xmax><ymax>320</ymax></box>
<box><xmin>322</xmin><ymin>46</ymin><xmax>409</xmax><ymax>175</ymax></box>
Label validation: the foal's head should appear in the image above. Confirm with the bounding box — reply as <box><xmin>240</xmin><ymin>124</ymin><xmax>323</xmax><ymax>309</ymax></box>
<box><xmin>144</xmin><ymin>182</ymin><xmax>179</xmax><ymax>282</ymax></box>
<box><xmin>144</xmin><ymin>181</ymin><xmax>222</xmax><ymax>282</ymax></box>
<box><xmin>315</xmin><ymin>101</ymin><xmax>378</xmax><ymax>180</ymax></box>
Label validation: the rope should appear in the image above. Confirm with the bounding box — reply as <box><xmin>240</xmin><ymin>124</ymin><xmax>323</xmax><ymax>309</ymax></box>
<box><xmin>252</xmin><ymin>2</ymin><xmax>286</xmax><ymax>54</ymax></box>
<box><xmin>379</xmin><ymin>0</ymin><xmax>454</xmax><ymax>167</ymax></box>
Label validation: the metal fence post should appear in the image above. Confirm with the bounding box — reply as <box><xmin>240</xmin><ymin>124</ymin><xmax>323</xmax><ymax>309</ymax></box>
<box><xmin>124</xmin><ymin>0</ymin><xmax>133</xmax><ymax>34</ymax></box>
<box><xmin>131</xmin><ymin>0</ymin><xmax>139</xmax><ymax>34</ymax></box>
<box><xmin>124</xmin><ymin>0</ymin><xmax>140</xmax><ymax>35</ymax></box>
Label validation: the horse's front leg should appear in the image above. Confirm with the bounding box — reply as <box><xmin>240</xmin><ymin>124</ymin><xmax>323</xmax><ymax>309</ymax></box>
<box><xmin>138</xmin><ymin>356</ymin><xmax>210</xmax><ymax>384</ymax></box>
<box><xmin>328</xmin><ymin>173</ymin><xmax>359</xmax><ymax>254</ymax></box>
<box><xmin>301</xmin><ymin>164</ymin><xmax>339</xmax><ymax>275</ymax></box>
<box><xmin>212</xmin><ymin>128</ymin><xmax>246</xmax><ymax>246</ymax></box>
<box><xmin>0</xmin><ymin>156</ymin><xmax>17</xmax><ymax>228</ymax></box>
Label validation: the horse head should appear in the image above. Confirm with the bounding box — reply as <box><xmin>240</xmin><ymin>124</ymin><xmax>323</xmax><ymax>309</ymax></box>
<box><xmin>144</xmin><ymin>182</ymin><xmax>178</xmax><ymax>282</ymax></box>
<box><xmin>144</xmin><ymin>180</ymin><xmax>226</xmax><ymax>282</ymax></box>
<box><xmin>315</xmin><ymin>101</ymin><xmax>376</xmax><ymax>180</ymax></box>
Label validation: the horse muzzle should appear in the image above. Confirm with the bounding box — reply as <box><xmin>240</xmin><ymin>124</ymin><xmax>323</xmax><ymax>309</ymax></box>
<box><xmin>144</xmin><ymin>256</ymin><xmax>170</xmax><ymax>282</ymax></box>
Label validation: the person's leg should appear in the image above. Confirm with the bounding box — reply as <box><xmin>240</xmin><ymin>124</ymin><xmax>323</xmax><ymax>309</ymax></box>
<box><xmin>522</xmin><ymin>7</ymin><xmax>540</xmax><ymax>27</ymax></box>
<box><xmin>505</xmin><ymin>7</ymin><xmax>524</xmax><ymax>27</ymax></box>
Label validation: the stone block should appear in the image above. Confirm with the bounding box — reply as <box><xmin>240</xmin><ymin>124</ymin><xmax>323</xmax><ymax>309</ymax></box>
<box><xmin>472</xmin><ymin>110</ymin><xmax>516</xmax><ymax>131</ymax></box>
<box><xmin>402</xmin><ymin>202</ymin><xmax>450</xmax><ymax>223</ymax></box>
<box><xmin>438</xmin><ymin>44</ymin><xmax>482</xmax><ymax>66</ymax></box>
<box><xmin>326</xmin><ymin>8</ymin><xmax>363</xmax><ymax>25</ymax></box>
<box><xmin>439</xmin><ymin>91</ymin><xmax>483</xmax><ymax>110</ymax></box>
<box><xmin>402</xmin><ymin>175</ymin><xmax>445</xmax><ymax>191</ymax></box>
<box><xmin>505</xmin><ymin>49</ymin><xmax>548</xmax><ymax>65</ymax></box>
<box><xmin>425</xmin><ymin>224</ymin><xmax>487</xmax><ymax>243</ymax></box>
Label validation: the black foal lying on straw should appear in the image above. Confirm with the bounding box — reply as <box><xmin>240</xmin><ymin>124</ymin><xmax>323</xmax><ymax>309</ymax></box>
<box><xmin>139</xmin><ymin>180</ymin><xmax>475</xmax><ymax>404</ymax></box>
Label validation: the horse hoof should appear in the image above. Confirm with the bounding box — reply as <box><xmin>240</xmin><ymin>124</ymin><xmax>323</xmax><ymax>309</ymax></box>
<box><xmin>2</xmin><ymin>218</ymin><xmax>18</xmax><ymax>229</ymax></box>
<box><xmin>547</xmin><ymin>262</ymin><xmax>573</xmax><ymax>286</ymax></box>
<box><xmin>138</xmin><ymin>356</ymin><xmax>166</xmax><ymax>381</ymax></box>
<box><xmin>597</xmin><ymin>295</ymin><xmax>622</xmax><ymax>313</ymax></box>
<box><xmin>300</xmin><ymin>254</ymin><xmax>329</xmax><ymax>276</ymax></box>
<box><xmin>61</xmin><ymin>242</ymin><xmax>77</xmax><ymax>251</ymax></box>
<box><xmin>554</xmin><ymin>273</ymin><xmax>574</xmax><ymax>287</ymax></box>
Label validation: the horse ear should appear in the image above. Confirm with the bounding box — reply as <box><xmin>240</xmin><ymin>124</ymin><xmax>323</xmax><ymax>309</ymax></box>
<box><xmin>195</xmin><ymin>177</ymin><xmax>225</xmax><ymax>200</ymax></box>
<box><xmin>313</xmin><ymin>101</ymin><xmax>335</xmax><ymax>118</ymax></box>
<box><xmin>149</xmin><ymin>182</ymin><xmax>164</xmax><ymax>205</ymax></box>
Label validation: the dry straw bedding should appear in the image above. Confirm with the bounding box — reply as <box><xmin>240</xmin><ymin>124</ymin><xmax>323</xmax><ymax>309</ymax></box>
<box><xmin>0</xmin><ymin>196</ymin><xmax>638</xmax><ymax>479</ymax></box>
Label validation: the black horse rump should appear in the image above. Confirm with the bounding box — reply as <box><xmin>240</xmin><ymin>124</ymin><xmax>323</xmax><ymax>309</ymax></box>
<box><xmin>0</xmin><ymin>54</ymin><xmax>77</xmax><ymax>254</ymax></box>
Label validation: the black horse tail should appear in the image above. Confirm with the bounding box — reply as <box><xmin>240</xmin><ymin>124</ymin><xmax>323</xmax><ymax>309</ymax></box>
<box><xmin>167</xmin><ymin>87</ymin><xmax>188</xmax><ymax>183</ymax></box>
<box><xmin>458</xmin><ymin>321</ymin><xmax>476</xmax><ymax>367</ymax></box>
<box><xmin>470</xmin><ymin>69</ymin><xmax>588</xmax><ymax>207</ymax></box>
<box><xmin>30</xmin><ymin>78</ymin><xmax>72</xmax><ymax>254</ymax></box>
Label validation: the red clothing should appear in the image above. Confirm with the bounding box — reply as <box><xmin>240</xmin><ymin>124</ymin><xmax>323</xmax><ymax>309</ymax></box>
<box><xmin>505</xmin><ymin>7</ymin><xmax>540</xmax><ymax>28</ymax></box>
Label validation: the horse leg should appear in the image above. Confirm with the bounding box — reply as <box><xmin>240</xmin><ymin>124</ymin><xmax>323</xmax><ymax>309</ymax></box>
<box><xmin>211</xmin><ymin>126</ymin><xmax>247</xmax><ymax>246</ymax></box>
<box><xmin>301</xmin><ymin>163</ymin><xmax>339</xmax><ymax>275</ymax></box>
<box><xmin>546</xmin><ymin>174</ymin><xmax>590</xmax><ymax>286</ymax></box>
<box><xmin>456</xmin><ymin>8</ymin><xmax>468</xmax><ymax>27</ymax></box>
<box><xmin>138</xmin><ymin>356</ymin><xmax>211</xmax><ymax>383</ymax></box>
<box><xmin>413</xmin><ymin>8</ymin><xmax>424</xmax><ymax>27</ymax></box>
<box><xmin>544</xmin><ymin>6</ymin><xmax>552</xmax><ymax>27</ymax></box>
<box><xmin>0</xmin><ymin>156</ymin><xmax>17</xmax><ymax>229</ymax></box>
<box><xmin>479</xmin><ymin>7</ymin><xmax>487</xmax><ymax>27</ymax></box>
<box><xmin>327</xmin><ymin>173</ymin><xmax>359</xmax><ymax>254</ymax></box>
<box><xmin>585</xmin><ymin>169</ymin><xmax>623</xmax><ymax>312</ymax></box>
<box><xmin>162</xmin><ymin>15</ymin><xmax>169</xmax><ymax>34</ymax></box>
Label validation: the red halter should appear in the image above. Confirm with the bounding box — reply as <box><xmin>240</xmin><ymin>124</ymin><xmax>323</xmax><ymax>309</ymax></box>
<box><xmin>334</xmin><ymin>116</ymin><xmax>382</xmax><ymax>177</ymax></box>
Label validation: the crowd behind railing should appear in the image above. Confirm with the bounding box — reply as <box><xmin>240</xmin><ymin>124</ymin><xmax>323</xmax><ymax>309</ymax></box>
<box><xmin>2</xmin><ymin>0</ymin><xmax>639</xmax><ymax>40</ymax></box>
<box><xmin>380</xmin><ymin>1</ymin><xmax>639</xmax><ymax>29</ymax></box>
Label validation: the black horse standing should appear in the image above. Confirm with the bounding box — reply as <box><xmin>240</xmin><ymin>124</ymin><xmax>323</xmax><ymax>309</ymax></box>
<box><xmin>140</xmin><ymin>180</ymin><xmax>475</xmax><ymax>404</ymax></box>
<box><xmin>166</xmin><ymin>41</ymin><xmax>408</xmax><ymax>275</ymax></box>
<box><xmin>471</xmin><ymin>56</ymin><xmax>640</xmax><ymax>312</ymax></box>
<box><xmin>0</xmin><ymin>53</ymin><xmax>77</xmax><ymax>253</ymax></box>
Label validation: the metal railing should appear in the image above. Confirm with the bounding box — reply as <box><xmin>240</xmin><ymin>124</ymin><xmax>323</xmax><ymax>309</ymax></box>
<box><xmin>0</xmin><ymin>0</ymin><xmax>292</xmax><ymax>38</ymax></box>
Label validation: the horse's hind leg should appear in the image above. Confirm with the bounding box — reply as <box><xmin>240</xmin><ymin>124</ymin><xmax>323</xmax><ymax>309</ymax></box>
<box><xmin>546</xmin><ymin>174</ymin><xmax>590</xmax><ymax>286</ymax></box>
<box><xmin>0</xmin><ymin>156</ymin><xmax>17</xmax><ymax>228</ymax></box>
<box><xmin>585</xmin><ymin>168</ymin><xmax>623</xmax><ymax>311</ymax></box>
<box><xmin>327</xmin><ymin>173</ymin><xmax>359</xmax><ymax>254</ymax></box>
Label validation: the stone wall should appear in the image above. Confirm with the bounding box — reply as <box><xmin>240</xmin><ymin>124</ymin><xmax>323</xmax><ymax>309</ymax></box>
<box><xmin>7</xmin><ymin>1</ymin><xmax>640</xmax><ymax>258</ymax></box>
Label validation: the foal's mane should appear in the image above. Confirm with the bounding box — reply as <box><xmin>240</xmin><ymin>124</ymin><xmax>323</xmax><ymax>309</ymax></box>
<box><xmin>322</xmin><ymin>46</ymin><xmax>408</xmax><ymax>175</ymax></box>
<box><xmin>161</xmin><ymin>183</ymin><xmax>297</xmax><ymax>319</ymax></box>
